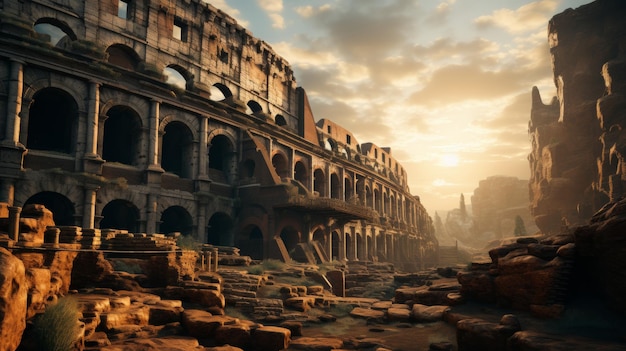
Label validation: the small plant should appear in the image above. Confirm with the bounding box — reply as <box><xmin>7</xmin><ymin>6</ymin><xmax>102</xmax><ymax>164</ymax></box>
<box><xmin>246</xmin><ymin>259</ymin><xmax>285</xmax><ymax>274</ymax></box>
<box><xmin>33</xmin><ymin>296</ymin><xmax>81</xmax><ymax>351</ymax></box>
<box><xmin>176</xmin><ymin>234</ymin><xmax>200</xmax><ymax>251</ymax></box>
<box><xmin>111</xmin><ymin>259</ymin><xmax>143</xmax><ymax>274</ymax></box>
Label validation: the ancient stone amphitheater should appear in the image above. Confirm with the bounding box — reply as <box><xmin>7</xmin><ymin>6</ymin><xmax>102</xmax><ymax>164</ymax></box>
<box><xmin>0</xmin><ymin>0</ymin><xmax>437</xmax><ymax>267</ymax></box>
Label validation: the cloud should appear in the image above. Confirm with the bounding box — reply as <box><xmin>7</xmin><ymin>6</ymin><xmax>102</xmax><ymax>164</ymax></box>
<box><xmin>474</xmin><ymin>0</ymin><xmax>559</xmax><ymax>34</ymax></box>
<box><xmin>426</xmin><ymin>0</ymin><xmax>456</xmax><ymax>25</ymax></box>
<box><xmin>257</xmin><ymin>0</ymin><xmax>285</xmax><ymax>29</ymax></box>
<box><xmin>295</xmin><ymin>4</ymin><xmax>331</xmax><ymax>18</ymax></box>
<box><xmin>206</xmin><ymin>0</ymin><xmax>249</xmax><ymax>27</ymax></box>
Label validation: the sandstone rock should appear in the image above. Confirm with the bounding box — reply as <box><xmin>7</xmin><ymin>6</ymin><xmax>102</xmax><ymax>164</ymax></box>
<box><xmin>100</xmin><ymin>305</ymin><xmax>150</xmax><ymax>330</ymax></box>
<box><xmin>371</xmin><ymin>301</ymin><xmax>392</xmax><ymax>310</ymax></box>
<box><xmin>148</xmin><ymin>304</ymin><xmax>183</xmax><ymax>325</ymax></box>
<box><xmin>280</xmin><ymin>320</ymin><xmax>303</xmax><ymax>336</ymax></box>
<box><xmin>163</xmin><ymin>286</ymin><xmax>225</xmax><ymax>308</ymax></box>
<box><xmin>205</xmin><ymin>346</ymin><xmax>244</xmax><ymax>351</ymax></box>
<box><xmin>25</xmin><ymin>268</ymin><xmax>51</xmax><ymax>319</ymax></box>
<box><xmin>508</xmin><ymin>330</ymin><xmax>625</xmax><ymax>351</ymax></box>
<box><xmin>19</xmin><ymin>204</ymin><xmax>55</xmax><ymax>244</ymax></box>
<box><xmin>252</xmin><ymin>326</ymin><xmax>291</xmax><ymax>351</ymax></box>
<box><xmin>182</xmin><ymin>309</ymin><xmax>239</xmax><ymax>338</ymax></box>
<box><xmin>411</xmin><ymin>304</ymin><xmax>449</xmax><ymax>322</ymax></box>
<box><xmin>70</xmin><ymin>251</ymin><xmax>114</xmax><ymax>289</ymax></box>
<box><xmin>0</xmin><ymin>248</ymin><xmax>28</xmax><ymax>351</ymax></box>
<box><xmin>457</xmin><ymin>271</ymin><xmax>496</xmax><ymax>302</ymax></box>
<box><xmin>456</xmin><ymin>317</ymin><xmax>520</xmax><ymax>351</ymax></box>
<box><xmin>386</xmin><ymin>307</ymin><xmax>411</xmax><ymax>322</ymax></box>
<box><xmin>284</xmin><ymin>296</ymin><xmax>316</xmax><ymax>312</ymax></box>
<box><xmin>215</xmin><ymin>323</ymin><xmax>251</xmax><ymax>348</ymax></box>
<box><xmin>76</xmin><ymin>294</ymin><xmax>112</xmax><ymax>313</ymax></box>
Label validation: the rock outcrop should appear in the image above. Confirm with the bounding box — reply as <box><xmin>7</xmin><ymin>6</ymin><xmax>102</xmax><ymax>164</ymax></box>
<box><xmin>0</xmin><ymin>248</ymin><xmax>28</xmax><ymax>351</ymax></box>
<box><xmin>528</xmin><ymin>0</ymin><xmax>626</xmax><ymax>234</ymax></box>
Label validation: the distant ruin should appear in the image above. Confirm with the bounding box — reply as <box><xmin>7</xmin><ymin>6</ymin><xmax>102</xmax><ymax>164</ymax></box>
<box><xmin>0</xmin><ymin>0</ymin><xmax>437</xmax><ymax>268</ymax></box>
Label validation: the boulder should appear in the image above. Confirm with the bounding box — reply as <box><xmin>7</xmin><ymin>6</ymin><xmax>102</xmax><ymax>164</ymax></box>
<box><xmin>456</xmin><ymin>316</ymin><xmax>521</xmax><ymax>351</ymax></box>
<box><xmin>215</xmin><ymin>323</ymin><xmax>251</xmax><ymax>348</ymax></box>
<box><xmin>181</xmin><ymin>309</ymin><xmax>239</xmax><ymax>338</ymax></box>
<box><xmin>386</xmin><ymin>307</ymin><xmax>411</xmax><ymax>322</ymax></box>
<box><xmin>100</xmin><ymin>305</ymin><xmax>150</xmax><ymax>330</ymax></box>
<box><xmin>19</xmin><ymin>204</ymin><xmax>55</xmax><ymax>244</ymax></box>
<box><xmin>25</xmin><ymin>268</ymin><xmax>52</xmax><ymax>319</ymax></box>
<box><xmin>0</xmin><ymin>248</ymin><xmax>28</xmax><ymax>351</ymax></box>
<box><xmin>288</xmin><ymin>337</ymin><xmax>344</xmax><ymax>350</ymax></box>
<box><xmin>411</xmin><ymin>304</ymin><xmax>449</xmax><ymax>322</ymax></box>
<box><xmin>99</xmin><ymin>336</ymin><xmax>204</xmax><ymax>351</ymax></box>
<box><xmin>349</xmin><ymin>307</ymin><xmax>385</xmax><ymax>320</ymax></box>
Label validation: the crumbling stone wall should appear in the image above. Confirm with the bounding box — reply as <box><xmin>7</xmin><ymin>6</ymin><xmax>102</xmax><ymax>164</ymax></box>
<box><xmin>528</xmin><ymin>0</ymin><xmax>626</xmax><ymax>234</ymax></box>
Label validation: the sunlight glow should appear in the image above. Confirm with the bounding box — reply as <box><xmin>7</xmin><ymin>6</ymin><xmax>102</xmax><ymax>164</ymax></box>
<box><xmin>439</xmin><ymin>154</ymin><xmax>459</xmax><ymax>167</ymax></box>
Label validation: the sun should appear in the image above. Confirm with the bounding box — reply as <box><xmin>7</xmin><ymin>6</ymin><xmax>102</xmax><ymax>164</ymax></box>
<box><xmin>439</xmin><ymin>154</ymin><xmax>459</xmax><ymax>167</ymax></box>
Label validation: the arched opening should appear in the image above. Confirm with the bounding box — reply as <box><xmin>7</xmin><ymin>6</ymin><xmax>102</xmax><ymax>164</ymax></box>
<box><xmin>384</xmin><ymin>193</ymin><xmax>390</xmax><ymax>215</ymax></box>
<box><xmin>106</xmin><ymin>44</ymin><xmax>140</xmax><ymax>70</ymax></box>
<box><xmin>366</xmin><ymin>186</ymin><xmax>373</xmax><ymax>208</ymax></box>
<box><xmin>238</xmin><ymin>225</ymin><xmax>264</xmax><ymax>260</ymax></box>
<box><xmin>275</xmin><ymin>115</ymin><xmax>286</xmax><ymax>126</ymax></box>
<box><xmin>210</xmin><ymin>83</ymin><xmax>232</xmax><ymax>102</ymax></box>
<box><xmin>280</xmin><ymin>226</ymin><xmax>300</xmax><ymax>254</ymax></box>
<box><xmin>314</xmin><ymin>169</ymin><xmax>325</xmax><ymax>197</ymax></box>
<box><xmin>24</xmin><ymin>192</ymin><xmax>75</xmax><ymax>226</ymax></box>
<box><xmin>103</xmin><ymin>105</ymin><xmax>142</xmax><ymax>165</ymax></box>
<box><xmin>330</xmin><ymin>173</ymin><xmax>341</xmax><ymax>199</ymax></box>
<box><xmin>246</xmin><ymin>100</ymin><xmax>263</xmax><ymax>115</ymax></box>
<box><xmin>376</xmin><ymin>234</ymin><xmax>386</xmax><ymax>260</ymax></box>
<box><xmin>34</xmin><ymin>18</ymin><xmax>76</xmax><ymax>47</ymax></box>
<box><xmin>164</xmin><ymin>66</ymin><xmax>189</xmax><ymax>90</ymax></box>
<box><xmin>294</xmin><ymin>161</ymin><xmax>307</xmax><ymax>187</ymax></box>
<box><xmin>374</xmin><ymin>189</ymin><xmax>381</xmax><ymax>212</ymax></box>
<box><xmin>272</xmin><ymin>153</ymin><xmax>289</xmax><ymax>179</ymax></box>
<box><xmin>367</xmin><ymin>236</ymin><xmax>373</xmax><ymax>260</ymax></box>
<box><xmin>162</xmin><ymin>121</ymin><xmax>193</xmax><ymax>178</ymax></box>
<box><xmin>344</xmin><ymin>178</ymin><xmax>353</xmax><ymax>202</ymax></box>
<box><xmin>346</xmin><ymin>233</ymin><xmax>354</xmax><ymax>260</ymax></box>
<box><xmin>356</xmin><ymin>233</ymin><xmax>364</xmax><ymax>260</ymax></box>
<box><xmin>100</xmin><ymin>200</ymin><xmax>139</xmax><ymax>232</ymax></box>
<box><xmin>207</xmin><ymin>212</ymin><xmax>233</xmax><ymax>246</ymax></box>
<box><xmin>324</xmin><ymin>138</ymin><xmax>337</xmax><ymax>152</ymax></box>
<box><xmin>27</xmin><ymin>88</ymin><xmax>78</xmax><ymax>154</ymax></box>
<box><xmin>159</xmin><ymin>206</ymin><xmax>193</xmax><ymax>236</ymax></box>
<box><xmin>208</xmin><ymin>134</ymin><xmax>234</xmax><ymax>183</ymax></box>
<box><xmin>312</xmin><ymin>228</ymin><xmax>326</xmax><ymax>248</ymax></box>
<box><xmin>332</xmin><ymin>231</ymin><xmax>340</xmax><ymax>261</ymax></box>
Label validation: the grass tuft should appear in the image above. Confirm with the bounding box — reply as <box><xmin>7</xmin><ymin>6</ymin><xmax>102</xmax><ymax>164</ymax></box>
<box><xmin>33</xmin><ymin>296</ymin><xmax>81</xmax><ymax>351</ymax></box>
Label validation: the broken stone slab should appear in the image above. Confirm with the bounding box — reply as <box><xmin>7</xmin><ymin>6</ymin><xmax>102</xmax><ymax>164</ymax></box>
<box><xmin>215</xmin><ymin>323</ymin><xmax>252</xmax><ymax>349</ymax></box>
<box><xmin>76</xmin><ymin>294</ymin><xmax>112</xmax><ymax>313</ymax></box>
<box><xmin>148</xmin><ymin>304</ymin><xmax>184</xmax><ymax>325</ymax></box>
<box><xmin>100</xmin><ymin>304</ymin><xmax>151</xmax><ymax>331</ymax></box>
<box><xmin>252</xmin><ymin>326</ymin><xmax>291</xmax><ymax>351</ymax></box>
<box><xmin>289</xmin><ymin>336</ymin><xmax>344</xmax><ymax>350</ymax></box>
<box><xmin>456</xmin><ymin>315</ymin><xmax>521</xmax><ymax>351</ymax></box>
<box><xmin>387</xmin><ymin>307</ymin><xmax>411</xmax><ymax>322</ymax></box>
<box><xmin>411</xmin><ymin>304</ymin><xmax>450</xmax><ymax>322</ymax></box>
<box><xmin>99</xmin><ymin>335</ymin><xmax>204</xmax><ymax>351</ymax></box>
<box><xmin>182</xmin><ymin>309</ymin><xmax>239</xmax><ymax>339</ymax></box>
<box><xmin>371</xmin><ymin>300</ymin><xmax>393</xmax><ymax>310</ymax></box>
<box><xmin>508</xmin><ymin>330</ymin><xmax>625</xmax><ymax>351</ymax></box>
<box><xmin>284</xmin><ymin>296</ymin><xmax>316</xmax><ymax>312</ymax></box>
<box><xmin>0</xmin><ymin>247</ymin><xmax>28</xmax><ymax>351</ymax></box>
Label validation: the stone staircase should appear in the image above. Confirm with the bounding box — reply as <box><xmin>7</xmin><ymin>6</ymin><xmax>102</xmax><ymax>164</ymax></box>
<box><xmin>438</xmin><ymin>245</ymin><xmax>459</xmax><ymax>267</ymax></box>
<box><xmin>344</xmin><ymin>261</ymin><xmax>395</xmax><ymax>298</ymax></box>
<box><xmin>219</xmin><ymin>268</ymin><xmax>286</xmax><ymax>319</ymax></box>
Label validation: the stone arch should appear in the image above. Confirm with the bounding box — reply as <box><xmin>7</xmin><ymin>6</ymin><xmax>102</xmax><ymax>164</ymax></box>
<box><xmin>209</xmin><ymin>83</ymin><xmax>233</xmax><ymax>101</ymax></box>
<box><xmin>208</xmin><ymin>133</ymin><xmax>236</xmax><ymax>183</ymax></box>
<box><xmin>102</xmin><ymin>105</ymin><xmax>142</xmax><ymax>166</ymax></box>
<box><xmin>238</xmin><ymin>224</ymin><xmax>264</xmax><ymax>260</ymax></box>
<box><xmin>164</xmin><ymin>64</ymin><xmax>193</xmax><ymax>90</ymax></box>
<box><xmin>344</xmin><ymin>177</ymin><xmax>354</xmax><ymax>202</ymax></box>
<box><xmin>100</xmin><ymin>199</ymin><xmax>140</xmax><ymax>232</ymax></box>
<box><xmin>96</xmin><ymin>187</ymin><xmax>147</xmax><ymax>224</ymax></box>
<box><xmin>207</xmin><ymin>212</ymin><xmax>234</xmax><ymax>246</ymax></box>
<box><xmin>24</xmin><ymin>191</ymin><xmax>75</xmax><ymax>226</ymax></box>
<box><xmin>271</xmin><ymin>151</ymin><xmax>289</xmax><ymax>179</ymax></box>
<box><xmin>159</xmin><ymin>205</ymin><xmax>193</xmax><ymax>236</ymax></box>
<box><xmin>34</xmin><ymin>18</ymin><xmax>77</xmax><ymax>47</ymax></box>
<box><xmin>312</xmin><ymin>227</ymin><xmax>327</xmax><ymax>248</ymax></box>
<box><xmin>106</xmin><ymin>44</ymin><xmax>141</xmax><ymax>70</ymax></box>
<box><xmin>14</xmin><ymin>173</ymin><xmax>84</xmax><ymax>213</ymax></box>
<box><xmin>99</xmin><ymin>90</ymin><xmax>150</xmax><ymax>125</ymax></box>
<box><xmin>356</xmin><ymin>233</ymin><xmax>364</xmax><ymax>260</ymax></box>
<box><xmin>313</xmin><ymin>168</ymin><xmax>326</xmax><ymax>197</ymax></box>
<box><xmin>161</xmin><ymin>120</ymin><xmax>194</xmax><ymax>178</ymax></box>
<box><xmin>294</xmin><ymin>161</ymin><xmax>308</xmax><ymax>188</ymax></box>
<box><xmin>240</xmin><ymin>158</ymin><xmax>256</xmax><ymax>180</ymax></box>
<box><xmin>25</xmin><ymin>87</ymin><xmax>79</xmax><ymax>154</ymax></box>
<box><xmin>246</xmin><ymin>100</ymin><xmax>263</xmax><ymax>114</ymax></box>
<box><xmin>275</xmin><ymin>114</ymin><xmax>287</xmax><ymax>126</ymax></box>
<box><xmin>330</xmin><ymin>173</ymin><xmax>341</xmax><ymax>199</ymax></box>
<box><xmin>332</xmin><ymin>230</ymin><xmax>341</xmax><ymax>261</ymax></box>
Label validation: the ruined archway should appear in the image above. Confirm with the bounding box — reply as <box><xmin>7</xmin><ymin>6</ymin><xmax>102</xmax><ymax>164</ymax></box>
<box><xmin>331</xmin><ymin>173</ymin><xmax>341</xmax><ymax>199</ymax></box>
<box><xmin>103</xmin><ymin>105</ymin><xmax>142</xmax><ymax>165</ymax></box>
<box><xmin>34</xmin><ymin>18</ymin><xmax>76</xmax><ymax>47</ymax></box>
<box><xmin>294</xmin><ymin>161</ymin><xmax>308</xmax><ymax>187</ymax></box>
<box><xmin>208</xmin><ymin>134</ymin><xmax>234</xmax><ymax>181</ymax></box>
<box><xmin>162</xmin><ymin>121</ymin><xmax>193</xmax><ymax>178</ymax></box>
<box><xmin>159</xmin><ymin>206</ymin><xmax>193</xmax><ymax>236</ymax></box>
<box><xmin>27</xmin><ymin>87</ymin><xmax>78</xmax><ymax>154</ymax></box>
<box><xmin>106</xmin><ymin>44</ymin><xmax>140</xmax><ymax>70</ymax></box>
<box><xmin>238</xmin><ymin>225</ymin><xmax>264</xmax><ymax>260</ymax></box>
<box><xmin>312</xmin><ymin>228</ymin><xmax>326</xmax><ymax>248</ymax></box>
<box><xmin>314</xmin><ymin>169</ymin><xmax>325</xmax><ymax>197</ymax></box>
<box><xmin>24</xmin><ymin>191</ymin><xmax>75</xmax><ymax>226</ymax></box>
<box><xmin>272</xmin><ymin>152</ymin><xmax>289</xmax><ymax>179</ymax></box>
<box><xmin>332</xmin><ymin>231</ymin><xmax>340</xmax><ymax>261</ymax></box>
<box><xmin>210</xmin><ymin>83</ymin><xmax>232</xmax><ymax>101</ymax></box>
<box><xmin>100</xmin><ymin>199</ymin><xmax>139</xmax><ymax>232</ymax></box>
<box><xmin>275</xmin><ymin>115</ymin><xmax>286</xmax><ymax>126</ymax></box>
<box><xmin>207</xmin><ymin>212</ymin><xmax>233</xmax><ymax>246</ymax></box>
<box><xmin>344</xmin><ymin>177</ymin><xmax>353</xmax><ymax>202</ymax></box>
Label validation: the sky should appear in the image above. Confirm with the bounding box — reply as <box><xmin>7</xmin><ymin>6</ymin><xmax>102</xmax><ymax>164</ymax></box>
<box><xmin>207</xmin><ymin>0</ymin><xmax>592</xmax><ymax>214</ymax></box>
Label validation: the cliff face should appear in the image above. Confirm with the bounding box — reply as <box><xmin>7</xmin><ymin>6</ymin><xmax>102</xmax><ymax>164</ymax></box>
<box><xmin>528</xmin><ymin>0</ymin><xmax>626</xmax><ymax>234</ymax></box>
<box><xmin>471</xmin><ymin>176</ymin><xmax>537</xmax><ymax>244</ymax></box>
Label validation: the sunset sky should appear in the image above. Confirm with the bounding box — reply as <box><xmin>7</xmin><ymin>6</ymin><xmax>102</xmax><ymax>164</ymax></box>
<box><xmin>209</xmin><ymin>0</ymin><xmax>592</xmax><ymax>214</ymax></box>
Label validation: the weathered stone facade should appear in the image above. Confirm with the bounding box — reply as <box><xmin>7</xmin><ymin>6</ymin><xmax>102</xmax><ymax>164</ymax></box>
<box><xmin>528</xmin><ymin>0</ymin><xmax>626</xmax><ymax>234</ymax></box>
<box><xmin>0</xmin><ymin>0</ymin><xmax>436</xmax><ymax>267</ymax></box>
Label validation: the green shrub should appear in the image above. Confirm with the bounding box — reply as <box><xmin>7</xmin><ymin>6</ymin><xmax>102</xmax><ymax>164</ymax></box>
<box><xmin>246</xmin><ymin>259</ymin><xmax>285</xmax><ymax>274</ymax></box>
<box><xmin>111</xmin><ymin>259</ymin><xmax>143</xmax><ymax>274</ymax></box>
<box><xmin>33</xmin><ymin>296</ymin><xmax>81</xmax><ymax>351</ymax></box>
<box><xmin>176</xmin><ymin>235</ymin><xmax>200</xmax><ymax>251</ymax></box>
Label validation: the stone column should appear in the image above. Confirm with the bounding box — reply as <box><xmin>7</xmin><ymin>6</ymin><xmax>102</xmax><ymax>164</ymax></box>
<box><xmin>82</xmin><ymin>184</ymin><xmax>99</xmax><ymax>229</ymax></box>
<box><xmin>146</xmin><ymin>193</ymin><xmax>158</xmax><ymax>234</ymax></box>
<box><xmin>198</xmin><ymin>115</ymin><xmax>208</xmax><ymax>179</ymax></box>
<box><xmin>85</xmin><ymin>81</ymin><xmax>100</xmax><ymax>157</ymax></box>
<box><xmin>349</xmin><ymin>226</ymin><xmax>357</xmax><ymax>261</ymax></box>
<box><xmin>4</xmin><ymin>59</ymin><xmax>23</xmax><ymax>145</ymax></box>
<box><xmin>148</xmin><ymin>99</ymin><xmax>161</xmax><ymax>169</ymax></box>
<box><xmin>371</xmin><ymin>227</ymin><xmax>377</xmax><ymax>260</ymax></box>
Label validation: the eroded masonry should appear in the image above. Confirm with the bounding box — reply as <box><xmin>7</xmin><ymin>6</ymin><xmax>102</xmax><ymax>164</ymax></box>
<box><xmin>0</xmin><ymin>0</ymin><xmax>437</xmax><ymax>267</ymax></box>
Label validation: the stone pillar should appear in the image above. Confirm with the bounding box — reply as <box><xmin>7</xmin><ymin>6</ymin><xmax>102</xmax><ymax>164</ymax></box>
<box><xmin>148</xmin><ymin>99</ymin><xmax>161</xmax><ymax>169</ymax></box>
<box><xmin>8</xmin><ymin>206</ymin><xmax>21</xmax><ymax>242</ymax></box>
<box><xmin>198</xmin><ymin>115</ymin><xmax>208</xmax><ymax>179</ymax></box>
<box><xmin>0</xmin><ymin>181</ymin><xmax>15</xmax><ymax>205</ymax></box>
<box><xmin>371</xmin><ymin>227</ymin><xmax>377</xmax><ymax>260</ymax></box>
<box><xmin>349</xmin><ymin>226</ymin><xmax>357</xmax><ymax>261</ymax></box>
<box><xmin>4</xmin><ymin>59</ymin><xmax>23</xmax><ymax>145</ymax></box>
<box><xmin>84</xmin><ymin>81</ymin><xmax>102</xmax><ymax>166</ymax></box>
<box><xmin>212</xmin><ymin>248</ymin><xmax>219</xmax><ymax>272</ymax></box>
<box><xmin>146</xmin><ymin>193</ymin><xmax>158</xmax><ymax>234</ymax></box>
<box><xmin>82</xmin><ymin>185</ymin><xmax>99</xmax><ymax>229</ymax></box>
<box><xmin>339</xmin><ymin>229</ymin><xmax>346</xmax><ymax>261</ymax></box>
